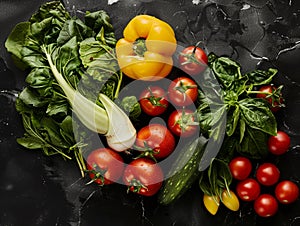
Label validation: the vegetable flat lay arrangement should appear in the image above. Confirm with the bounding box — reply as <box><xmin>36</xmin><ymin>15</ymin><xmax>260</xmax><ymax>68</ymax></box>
<box><xmin>1</xmin><ymin>0</ymin><xmax>300</xmax><ymax>225</ymax></box>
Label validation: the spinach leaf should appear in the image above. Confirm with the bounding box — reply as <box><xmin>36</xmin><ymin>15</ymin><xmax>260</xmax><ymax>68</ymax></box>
<box><xmin>246</xmin><ymin>68</ymin><xmax>278</xmax><ymax>86</ymax></box>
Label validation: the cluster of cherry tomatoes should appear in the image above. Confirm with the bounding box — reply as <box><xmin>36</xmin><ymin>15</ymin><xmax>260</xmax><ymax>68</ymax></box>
<box><xmin>229</xmin><ymin>130</ymin><xmax>299</xmax><ymax>217</ymax></box>
<box><xmin>85</xmin><ymin>46</ymin><xmax>208</xmax><ymax>196</ymax></box>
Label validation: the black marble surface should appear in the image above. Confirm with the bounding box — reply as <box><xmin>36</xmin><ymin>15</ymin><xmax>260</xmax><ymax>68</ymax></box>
<box><xmin>1</xmin><ymin>0</ymin><xmax>300</xmax><ymax>225</ymax></box>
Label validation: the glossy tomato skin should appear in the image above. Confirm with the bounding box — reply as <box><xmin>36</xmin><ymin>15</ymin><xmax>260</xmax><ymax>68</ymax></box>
<box><xmin>139</xmin><ymin>86</ymin><xmax>169</xmax><ymax>116</ymax></box>
<box><xmin>123</xmin><ymin>158</ymin><xmax>164</xmax><ymax>196</ymax></box>
<box><xmin>268</xmin><ymin>131</ymin><xmax>291</xmax><ymax>155</ymax></box>
<box><xmin>256</xmin><ymin>163</ymin><xmax>280</xmax><ymax>186</ymax></box>
<box><xmin>236</xmin><ymin>178</ymin><xmax>261</xmax><ymax>201</ymax></box>
<box><xmin>135</xmin><ymin>124</ymin><xmax>176</xmax><ymax>159</ymax></box>
<box><xmin>179</xmin><ymin>46</ymin><xmax>208</xmax><ymax>76</ymax></box>
<box><xmin>86</xmin><ymin>148</ymin><xmax>124</xmax><ymax>185</ymax></box>
<box><xmin>275</xmin><ymin>180</ymin><xmax>299</xmax><ymax>204</ymax></box>
<box><xmin>167</xmin><ymin>109</ymin><xmax>199</xmax><ymax>137</ymax></box>
<box><xmin>254</xmin><ymin>194</ymin><xmax>278</xmax><ymax>217</ymax></box>
<box><xmin>168</xmin><ymin>77</ymin><xmax>198</xmax><ymax>107</ymax></box>
<box><xmin>256</xmin><ymin>85</ymin><xmax>283</xmax><ymax>112</ymax></box>
<box><xmin>229</xmin><ymin>157</ymin><xmax>252</xmax><ymax>180</ymax></box>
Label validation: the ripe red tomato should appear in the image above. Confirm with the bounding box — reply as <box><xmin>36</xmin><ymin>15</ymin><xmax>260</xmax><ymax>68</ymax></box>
<box><xmin>236</xmin><ymin>178</ymin><xmax>261</xmax><ymax>201</ymax></box>
<box><xmin>229</xmin><ymin>156</ymin><xmax>252</xmax><ymax>180</ymax></box>
<box><xmin>135</xmin><ymin>124</ymin><xmax>176</xmax><ymax>159</ymax></box>
<box><xmin>123</xmin><ymin>158</ymin><xmax>164</xmax><ymax>196</ymax></box>
<box><xmin>168</xmin><ymin>77</ymin><xmax>198</xmax><ymax>107</ymax></box>
<box><xmin>256</xmin><ymin>85</ymin><xmax>283</xmax><ymax>112</ymax></box>
<box><xmin>256</xmin><ymin>163</ymin><xmax>280</xmax><ymax>186</ymax></box>
<box><xmin>275</xmin><ymin>180</ymin><xmax>299</xmax><ymax>204</ymax></box>
<box><xmin>254</xmin><ymin>194</ymin><xmax>278</xmax><ymax>217</ymax></box>
<box><xmin>178</xmin><ymin>46</ymin><xmax>208</xmax><ymax>76</ymax></box>
<box><xmin>268</xmin><ymin>130</ymin><xmax>291</xmax><ymax>155</ymax></box>
<box><xmin>167</xmin><ymin>109</ymin><xmax>199</xmax><ymax>137</ymax></box>
<box><xmin>139</xmin><ymin>86</ymin><xmax>169</xmax><ymax>116</ymax></box>
<box><xmin>86</xmin><ymin>148</ymin><xmax>124</xmax><ymax>185</ymax></box>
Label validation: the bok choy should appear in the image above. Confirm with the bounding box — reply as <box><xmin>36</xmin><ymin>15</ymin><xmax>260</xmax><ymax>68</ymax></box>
<box><xmin>5</xmin><ymin>1</ymin><xmax>136</xmax><ymax>175</ymax></box>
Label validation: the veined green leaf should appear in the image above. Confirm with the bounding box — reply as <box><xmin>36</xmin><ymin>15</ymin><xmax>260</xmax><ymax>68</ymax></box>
<box><xmin>239</xmin><ymin>98</ymin><xmax>277</xmax><ymax>136</ymax></box>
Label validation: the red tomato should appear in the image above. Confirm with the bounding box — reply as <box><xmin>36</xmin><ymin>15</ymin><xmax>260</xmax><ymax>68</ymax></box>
<box><xmin>236</xmin><ymin>178</ymin><xmax>261</xmax><ymax>201</ymax></box>
<box><xmin>135</xmin><ymin>124</ymin><xmax>176</xmax><ymax>159</ymax></box>
<box><xmin>123</xmin><ymin>158</ymin><xmax>164</xmax><ymax>196</ymax></box>
<box><xmin>178</xmin><ymin>46</ymin><xmax>208</xmax><ymax>76</ymax></box>
<box><xmin>86</xmin><ymin>148</ymin><xmax>124</xmax><ymax>185</ymax></box>
<box><xmin>256</xmin><ymin>163</ymin><xmax>280</xmax><ymax>186</ymax></box>
<box><xmin>167</xmin><ymin>109</ymin><xmax>199</xmax><ymax>137</ymax></box>
<box><xmin>229</xmin><ymin>157</ymin><xmax>252</xmax><ymax>180</ymax></box>
<box><xmin>256</xmin><ymin>85</ymin><xmax>283</xmax><ymax>112</ymax></box>
<box><xmin>168</xmin><ymin>77</ymin><xmax>198</xmax><ymax>106</ymax></box>
<box><xmin>254</xmin><ymin>194</ymin><xmax>278</xmax><ymax>217</ymax></box>
<box><xmin>139</xmin><ymin>86</ymin><xmax>169</xmax><ymax>116</ymax></box>
<box><xmin>268</xmin><ymin>131</ymin><xmax>291</xmax><ymax>155</ymax></box>
<box><xmin>275</xmin><ymin>180</ymin><xmax>299</xmax><ymax>204</ymax></box>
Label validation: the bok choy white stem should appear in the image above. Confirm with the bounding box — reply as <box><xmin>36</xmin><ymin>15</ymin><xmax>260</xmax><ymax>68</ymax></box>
<box><xmin>43</xmin><ymin>46</ymin><xmax>136</xmax><ymax>151</ymax></box>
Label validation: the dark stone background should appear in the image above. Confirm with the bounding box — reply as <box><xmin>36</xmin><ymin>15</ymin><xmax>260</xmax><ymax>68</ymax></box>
<box><xmin>1</xmin><ymin>0</ymin><xmax>300</xmax><ymax>225</ymax></box>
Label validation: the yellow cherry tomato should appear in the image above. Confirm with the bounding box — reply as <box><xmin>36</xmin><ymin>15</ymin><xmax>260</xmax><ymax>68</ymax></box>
<box><xmin>203</xmin><ymin>194</ymin><xmax>220</xmax><ymax>215</ymax></box>
<box><xmin>221</xmin><ymin>190</ymin><xmax>240</xmax><ymax>211</ymax></box>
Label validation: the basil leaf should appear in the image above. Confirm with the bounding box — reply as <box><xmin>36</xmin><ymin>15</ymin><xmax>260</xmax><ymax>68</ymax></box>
<box><xmin>239</xmin><ymin>98</ymin><xmax>277</xmax><ymax>136</ymax></box>
<box><xmin>246</xmin><ymin>68</ymin><xmax>278</xmax><ymax>86</ymax></box>
<box><xmin>209</xmin><ymin>53</ymin><xmax>242</xmax><ymax>89</ymax></box>
<box><xmin>238</xmin><ymin>127</ymin><xmax>269</xmax><ymax>159</ymax></box>
<box><xmin>226</xmin><ymin>105</ymin><xmax>240</xmax><ymax>136</ymax></box>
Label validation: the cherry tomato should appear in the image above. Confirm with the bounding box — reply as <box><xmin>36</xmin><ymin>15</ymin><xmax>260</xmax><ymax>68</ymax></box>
<box><xmin>168</xmin><ymin>77</ymin><xmax>198</xmax><ymax>106</ymax></box>
<box><xmin>229</xmin><ymin>156</ymin><xmax>252</xmax><ymax>180</ymax></box>
<box><xmin>256</xmin><ymin>163</ymin><xmax>280</xmax><ymax>186</ymax></box>
<box><xmin>236</xmin><ymin>178</ymin><xmax>261</xmax><ymax>201</ymax></box>
<box><xmin>135</xmin><ymin>124</ymin><xmax>176</xmax><ymax>159</ymax></box>
<box><xmin>123</xmin><ymin>158</ymin><xmax>163</xmax><ymax>196</ymax></box>
<box><xmin>275</xmin><ymin>180</ymin><xmax>299</xmax><ymax>204</ymax></box>
<box><xmin>178</xmin><ymin>46</ymin><xmax>208</xmax><ymax>76</ymax></box>
<box><xmin>167</xmin><ymin>109</ymin><xmax>199</xmax><ymax>137</ymax></box>
<box><xmin>254</xmin><ymin>194</ymin><xmax>278</xmax><ymax>217</ymax></box>
<box><xmin>139</xmin><ymin>86</ymin><xmax>169</xmax><ymax>116</ymax></box>
<box><xmin>86</xmin><ymin>148</ymin><xmax>124</xmax><ymax>185</ymax></box>
<box><xmin>268</xmin><ymin>131</ymin><xmax>291</xmax><ymax>155</ymax></box>
<box><xmin>256</xmin><ymin>85</ymin><xmax>283</xmax><ymax>112</ymax></box>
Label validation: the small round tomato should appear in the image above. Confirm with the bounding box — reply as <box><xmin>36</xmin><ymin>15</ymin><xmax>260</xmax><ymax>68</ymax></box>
<box><xmin>268</xmin><ymin>131</ymin><xmax>291</xmax><ymax>155</ymax></box>
<box><xmin>135</xmin><ymin>124</ymin><xmax>176</xmax><ymax>159</ymax></box>
<box><xmin>167</xmin><ymin>109</ymin><xmax>199</xmax><ymax>137</ymax></box>
<box><xmin>236</xmin><ymin>178</ymin><xmax>261</xmax><ymax>201</ymax></box>
<box><xmin>275</xmin><ymin>180</ymin><xmax>299</xmax><ymax>204</ymax></box>
<box><xmin>168</xmin><ymin>77</ymin><xmax>198</xmax><ymax>107</ymax></box>
<box><xmin>139</xmin><ymin>86</ymin><xmax>169</xmax><ymax>116</ymax></box>
<box><xmin>254</xmin><ymin>194</ymin><xmax>278</xmax><ymax>217</ymax></box>
<box><xmin>256</xmin><ymin>85</ymin><xmax>284</xmax><ymax>112</ymax></box>
<box><xmin>256</xmin><ymin>163</ymin><xmax>280</xmax><ymax>186</ymax></box>
<box><xmin>123</xmin><ymin>158</ymin><xmax>164</xmax><ymax>196</ymax></box>
<box><xmin>86</xmin><ymin>148</ymin><xmax>124</xmax><ymax>185</ymax></box>
<box><xmin>229</xmin><ymin>157</ymin><xmax>252</xmax><ymax>180</ymax></box>
<box><xmin>178</xmin><ymin>46</ymin><xmax>208</xmax><ymax>76</ymax></box>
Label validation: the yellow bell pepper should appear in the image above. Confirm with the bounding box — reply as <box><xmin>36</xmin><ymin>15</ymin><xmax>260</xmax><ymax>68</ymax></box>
<box><xmin>116</xmin><ymin>15</ymin><xmax>177</xmax><ymax>81</ymax></box>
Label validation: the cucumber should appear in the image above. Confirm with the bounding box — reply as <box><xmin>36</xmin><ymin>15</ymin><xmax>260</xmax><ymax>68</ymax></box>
<box><xmin>158</xmin><ymin>136</ymin><xmax>208</xmax><ymax>205</ymax></box>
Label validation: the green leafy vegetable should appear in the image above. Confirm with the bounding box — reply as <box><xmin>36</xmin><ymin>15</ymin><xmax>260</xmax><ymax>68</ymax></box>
<box><xmin>197</xmin><ymin>52</ymin><xmax>278</xmax><ymax>160</ymax></box>
<box><xmin>5</xmin><ymin>1</ymin><xmax>135</xmax><ymax>175</ymax></box>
